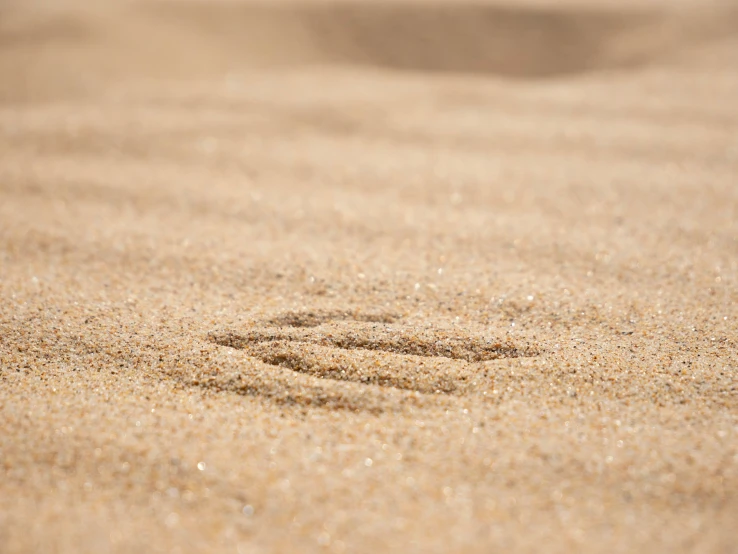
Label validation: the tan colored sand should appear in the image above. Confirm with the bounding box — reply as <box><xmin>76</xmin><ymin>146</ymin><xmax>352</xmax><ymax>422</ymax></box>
<box><xmin>1</xmin><ymin>0</ymin><xmax>737</xmax><ymax>552</ymax></box>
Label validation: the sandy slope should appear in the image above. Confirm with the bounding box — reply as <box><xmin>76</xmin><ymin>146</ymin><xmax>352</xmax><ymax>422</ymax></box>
<box><xmin>1</xmin><ymin>1</ymin><xmax>737</xmax><ymax>552</ymax></box>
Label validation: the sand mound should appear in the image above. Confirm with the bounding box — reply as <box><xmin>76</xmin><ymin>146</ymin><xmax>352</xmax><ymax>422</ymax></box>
<box><xmin>149</xmin><ymin>1</ymin><xmax>738</xmax><ymax>77</ymax></box>
<box><xmin>2</xmin><ymin>0</ymin><xmax>737</xmax><ymax>100</ymax></box>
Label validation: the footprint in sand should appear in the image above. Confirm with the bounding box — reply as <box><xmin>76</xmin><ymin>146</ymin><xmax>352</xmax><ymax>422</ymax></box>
<box><xmin>207</xmin><ymin>310</ymin><xmax>538</xmax><ymax>397</ymax></box>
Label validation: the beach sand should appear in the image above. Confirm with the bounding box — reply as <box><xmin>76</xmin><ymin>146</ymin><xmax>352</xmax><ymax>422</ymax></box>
<box><xmin>1</xmin><ymin>0</ymin><xmax>737</xmax><ymax>552</ymax></box>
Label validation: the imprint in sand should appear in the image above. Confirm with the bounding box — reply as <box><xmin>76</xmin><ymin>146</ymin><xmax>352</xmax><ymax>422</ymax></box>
<box><xmin>208</xmin><ymin>311</ymin><xmax>539</xmax><ymax>396</ymax></box>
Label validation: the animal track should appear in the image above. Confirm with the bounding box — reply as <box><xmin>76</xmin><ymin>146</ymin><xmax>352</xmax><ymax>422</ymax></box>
<box><xmin>207</xmin><ymin>310</ymin><xmax>538</xmax><ymax>396</ymax></box>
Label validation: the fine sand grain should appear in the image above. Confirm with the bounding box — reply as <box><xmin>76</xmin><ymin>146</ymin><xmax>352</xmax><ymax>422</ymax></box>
<box><xmin>1</xmin><ymin>0</ymin><xmax>737</xmax><ymax>552</ymax></box>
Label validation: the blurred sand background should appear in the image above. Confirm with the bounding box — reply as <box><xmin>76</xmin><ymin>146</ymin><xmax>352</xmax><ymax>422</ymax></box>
<box><xmin>1</xmin><ymin>0</ymin><xmax>737</xmax><ymax>552</ymax></box>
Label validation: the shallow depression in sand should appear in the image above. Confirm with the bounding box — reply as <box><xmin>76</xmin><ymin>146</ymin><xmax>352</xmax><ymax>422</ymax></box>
<box><xmin>208</xmin><ymin>310</ymin><xmax>539</xmax><ymax>395</ymax></box>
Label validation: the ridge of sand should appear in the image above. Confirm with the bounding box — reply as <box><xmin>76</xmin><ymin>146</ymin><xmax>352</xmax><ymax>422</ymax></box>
<box><xmin>2</xmin><ymin>0</ymin><xmax>738</xmax><ymax>101</ymax></box>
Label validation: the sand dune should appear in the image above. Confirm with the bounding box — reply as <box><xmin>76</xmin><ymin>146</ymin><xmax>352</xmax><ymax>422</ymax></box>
<box><xmin>2</xmin><ymin>0</ymin><xmax>738</xmax><ymax>100</ymax></box>
<box><xmin>1</xmin><ymin>0</ymin><xmax>737</xmax><ymax>552</ymax></box>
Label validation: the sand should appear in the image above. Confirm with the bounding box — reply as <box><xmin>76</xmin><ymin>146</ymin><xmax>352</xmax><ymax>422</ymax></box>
<box><xmin>1</xmin><ymin>0</ymin><xmax>737</xmax><ymax>552</ymax></box>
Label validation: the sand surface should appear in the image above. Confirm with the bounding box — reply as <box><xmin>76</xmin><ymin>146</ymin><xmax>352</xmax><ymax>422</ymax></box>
<box><xmin>1</xmin><ymin>0</ymin><xmax>737</xmax><ymax>552</ymax></box>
